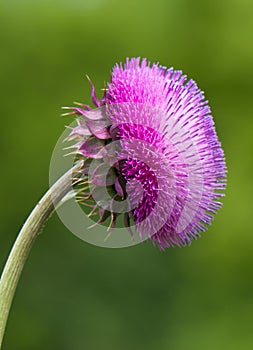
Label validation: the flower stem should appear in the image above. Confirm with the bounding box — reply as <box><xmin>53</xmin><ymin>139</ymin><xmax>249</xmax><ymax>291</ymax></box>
<box><xmin>0</xmin><ymin>161</ymin><xmax>83</xmax><ymax>349</ymax></box>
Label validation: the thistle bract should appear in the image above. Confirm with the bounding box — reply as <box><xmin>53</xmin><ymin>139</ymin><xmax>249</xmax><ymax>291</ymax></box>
<box><xmin>65</xmin><ymin>58</ymin><xmax>226</xmax><ymax>249</ymax></box>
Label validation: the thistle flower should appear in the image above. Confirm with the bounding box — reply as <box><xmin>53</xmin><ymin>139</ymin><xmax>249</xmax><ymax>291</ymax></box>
<box><xmin>0</xmin><ymin>57</ymin><xmax>227</xmax><ymax>350</ymax></box>
<box><xmin>65</xmin><ymin>57</ymin><xmax>226</xmax><ymax>249</ymax></box>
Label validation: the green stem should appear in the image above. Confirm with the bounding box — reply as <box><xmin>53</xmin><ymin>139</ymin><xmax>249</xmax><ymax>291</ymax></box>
<box><xmin>0</xmin><ymin>161</ymin><xmax>83</xmax><ymax>349</ymax></box>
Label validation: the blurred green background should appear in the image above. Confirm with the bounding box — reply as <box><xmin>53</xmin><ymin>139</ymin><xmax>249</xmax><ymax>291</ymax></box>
<box><xmin>0</xmin><ymin>0</ymin><xmax>252</xmax><ymax>349</ymax></box>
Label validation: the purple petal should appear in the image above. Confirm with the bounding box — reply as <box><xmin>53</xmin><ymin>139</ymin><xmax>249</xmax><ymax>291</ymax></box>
<box><xmin>86</xmin><ymin>119</ymin><xmax>110</xmax><ymax>140</ymax></box>
<box><xmin>79</xmin><ymin>137</ymin><xmax>105</xmax><ymax>159</ymax></box>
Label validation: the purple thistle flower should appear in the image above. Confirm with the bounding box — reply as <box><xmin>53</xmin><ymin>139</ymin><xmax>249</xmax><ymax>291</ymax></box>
<box><xmin>66</xmin><ymin>57</ymin><xmax>226</xmax><ymax>249</ymax></box>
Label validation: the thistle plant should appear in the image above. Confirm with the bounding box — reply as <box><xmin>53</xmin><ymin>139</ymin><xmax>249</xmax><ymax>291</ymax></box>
<box><xmin>0</xmin><ymin>57</ymin><xmax>226</xmax><ymax>348</ymax></box>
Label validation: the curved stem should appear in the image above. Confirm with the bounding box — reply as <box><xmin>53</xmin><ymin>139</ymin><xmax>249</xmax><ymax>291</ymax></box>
<box><xmin>0</xmin><ymin>161</ymin><xmax>83</xmax><ymax>349</ymax></box>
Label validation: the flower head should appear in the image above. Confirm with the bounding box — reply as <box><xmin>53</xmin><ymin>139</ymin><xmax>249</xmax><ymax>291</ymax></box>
<box><xmin>65</xmin><ymin>57</ymin><xmax>226</xmax><ymax>249</ymax></box>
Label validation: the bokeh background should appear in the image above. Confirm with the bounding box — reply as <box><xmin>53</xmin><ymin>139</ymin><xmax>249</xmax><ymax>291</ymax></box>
<box><xmin>0</xmin><ymin>0</ymin><xmax>253</xmax><ymax>349</ymax></box>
